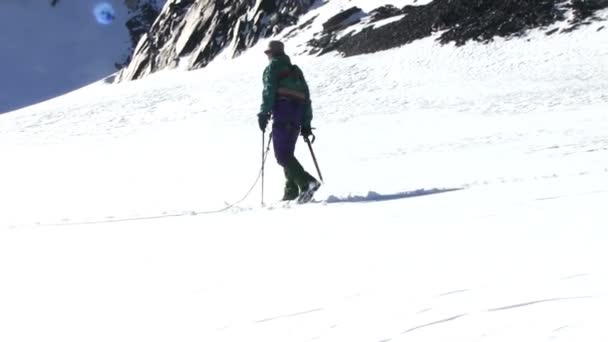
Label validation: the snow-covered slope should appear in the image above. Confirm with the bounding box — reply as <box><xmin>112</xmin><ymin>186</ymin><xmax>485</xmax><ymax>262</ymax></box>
<box><xmin>115</xmin><ymin>0</ymin><xmax>608</xmax><ymax>82</ymax></box>
<box><xmin>1</xmin><ymin>1</ymin><xmax>608</xmax><ymax>341</ymax></box>
<box><xmin>0</xmin><ymin>0</ymin><xmax>163</xmax><ymax>114</ymax></box>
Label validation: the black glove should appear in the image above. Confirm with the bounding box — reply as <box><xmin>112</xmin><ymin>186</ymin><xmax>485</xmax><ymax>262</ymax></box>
<box><xmin>258</xmin><ymin>113</ymin><xmax>270</xmax><ymax>132</ymax></box>
<box><xmin>301</xmin><ymin>125</ymin><xmax>313</xmax><ymax>140</ymax></box>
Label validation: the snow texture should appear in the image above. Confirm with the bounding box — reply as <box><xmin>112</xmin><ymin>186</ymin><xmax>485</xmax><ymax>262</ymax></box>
<box><xmin>1</xmin><ymin>1</ymin><xmax>608</xmax><ymax>341</ymax></box>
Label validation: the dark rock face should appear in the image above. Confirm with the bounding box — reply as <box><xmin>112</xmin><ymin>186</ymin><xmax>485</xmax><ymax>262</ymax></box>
<box><xmin>570</xmin><ymin>0</ymin><xmax>608</xmax><ymax>21</ymax></box>
<box><xmin>322</xmin><ymin>7</ymin><xmax>363</xmax><ymax>32</ymax></box>
<box><xmin>116</xmin><ymin>0</ymin><xmax>314</xmax><ymax>82</ymax></box>
<box><xmin>368</xmin><ymin>5</ymin><xmax>403</xmax><ymax>23</ymax></box>
<box><xmin>563</xmin><ymin>0</ymin><xmax>608</xmax><ymax>32</ymax></box>
<box><xmin>435</xmin><ymin>0</ymin><xmax>565</xmax><ymax>45</ymax></box>
<box><xmin>308</xmin><ymin>7</ymin><xmax>365</xmax><ymax>55</ymax></box>
<box><xmin>116</xmin><ymin>0</ymin><xmax>163</xmax><ymax>69</ymax></box>
<box><xmin>307</xmin><ymin>0</ymin><xmax>608</xmax><ymax>57</ymax></box>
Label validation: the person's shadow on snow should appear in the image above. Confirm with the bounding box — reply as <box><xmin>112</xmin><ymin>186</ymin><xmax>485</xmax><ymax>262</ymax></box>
<box><xmin>322</xmin><ymin>188</ymin><xmax>463</xmax><ymax>204</ymax></box>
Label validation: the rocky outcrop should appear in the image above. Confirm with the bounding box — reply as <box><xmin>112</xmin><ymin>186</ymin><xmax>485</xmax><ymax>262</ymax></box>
<box><xmin>48</xmin><ymin>0</ymin><xmax>608</xmax><ymax>77</ymax></box>
<box><xmin>570</xmin><ymin>0</ymin><xmax>608</xmax><ymax>21</ymax></box>
<box><xmin>115</xmin><ymin>0</ymin><xmax>314</xmax><ymax>83</ymax></box>
<box><xmin>307</xmin><ymin>0</ymin><xmax>608</xmax><ymax>57</ymax></box>
<box><xmin>322</xmin><ymin>7</ymin><xmax>364</xmax><ymax>32</ymax></box>
<box><xmin>308</xmin><ymin>7</ymin><xmax>365</xmax><ymax>55</ymax></box>
<box><xmin>116</xmin><ymin>0</ymin><xmax>164</xmax><ymax>69</ymax></box>
<box><xmin>563</xmin><ymin>0</ymin><xmax>608</xmax><ymax>32</ymax></box>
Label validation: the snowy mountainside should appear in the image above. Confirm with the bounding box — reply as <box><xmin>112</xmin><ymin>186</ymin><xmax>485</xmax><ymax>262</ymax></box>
<box><xmin>1</xmin><ymin>1</ymin><xmax>607</xmax><ymax>219</ymax></box>
<box><xmin>115</xmin><ymin>0</ymin><xmax>316</xmax><ymax>82</ymax></box>
<box><xmin>117</xmin><ymin>0</ymin><xmax>608</xmax><ymax>81</ymax></box>
<box><xmin>1</xmin><ymin>1</ymin><xmax>608</xmax><ymax>342</ymax></box>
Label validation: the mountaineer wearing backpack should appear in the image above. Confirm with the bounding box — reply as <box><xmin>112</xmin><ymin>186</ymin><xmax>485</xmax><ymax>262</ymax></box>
<box><xmin>257</xmin><ymin>40</ymin><xmax>321</xmax><ymax>203</ymax></box>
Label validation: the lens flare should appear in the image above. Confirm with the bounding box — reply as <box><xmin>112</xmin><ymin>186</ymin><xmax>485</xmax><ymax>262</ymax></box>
<box><xmin>93</xmin><ymin>3</ymin><xmax>116</xmax><ymax>25</ymax></box>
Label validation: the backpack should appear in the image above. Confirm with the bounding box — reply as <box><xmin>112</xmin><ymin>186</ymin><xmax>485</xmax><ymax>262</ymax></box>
<box><xmin>278</xmin><ymin>64</ymin><xmax>308</xmax><ymax>95</ymax></box>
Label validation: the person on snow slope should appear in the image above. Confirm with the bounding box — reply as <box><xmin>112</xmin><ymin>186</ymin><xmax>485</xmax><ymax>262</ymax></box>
<box><xmin>257</xmin><ymin>40</ymin><xmax>321</xmax><ymax>203</ymax></box>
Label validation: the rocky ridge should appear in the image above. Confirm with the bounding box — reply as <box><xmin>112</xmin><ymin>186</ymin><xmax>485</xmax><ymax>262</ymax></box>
<box><xmin>308</xmin><ymin>0</ymin><xmax>608</xmax><ymax>56</ymax></box>
<box><xmin>115</xmin><ymin>0</ymin><xmax>314</xmax><ymax>82</ymax></box>
<box><xmin>115</xmin><ymin>0</ymin><xmax>608</xmax><ymax>82</ymax></box>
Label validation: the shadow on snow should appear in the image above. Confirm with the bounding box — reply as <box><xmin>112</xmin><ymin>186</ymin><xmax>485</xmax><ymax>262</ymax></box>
<box><xmin>323</xmin><ymin>188</ymin><xmax>463</xmax><ymax>204</ymax></box>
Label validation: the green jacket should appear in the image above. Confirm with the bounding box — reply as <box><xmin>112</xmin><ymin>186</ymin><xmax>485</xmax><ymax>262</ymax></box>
<box><xmin>260</xmin><ymin>54</ymin><xmax>313</xmax><ymax>128</ymax></box>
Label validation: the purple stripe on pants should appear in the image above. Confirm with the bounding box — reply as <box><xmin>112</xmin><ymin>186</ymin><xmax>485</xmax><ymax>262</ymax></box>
<box><xmin>272</xmin><ymin>99</ymin><xmax>304</xmax><ymax>166</ymax></box>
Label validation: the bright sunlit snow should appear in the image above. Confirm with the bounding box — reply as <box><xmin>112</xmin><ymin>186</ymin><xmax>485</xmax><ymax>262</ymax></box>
<box><xmin>1</xmin><ymin>1</ymin><xmax>607</xmax><ymax>341</ymax></box>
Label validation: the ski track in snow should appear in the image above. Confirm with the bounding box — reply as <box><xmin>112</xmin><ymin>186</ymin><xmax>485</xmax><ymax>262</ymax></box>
<box><xmin>1</xmin><ymin>2</ymin><xmax>608</xmax><ymax>341</ymax></box>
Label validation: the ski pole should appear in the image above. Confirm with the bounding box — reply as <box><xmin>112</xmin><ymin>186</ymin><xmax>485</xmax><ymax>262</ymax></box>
<box><xmin>304</xmin><ymin>134</ymin><xmax>323</xmax><ymax>182</ymax></box>
<box><xmin>261</xmin><ymin>132</ymin><xmax>266</xmax><ymax>206</ymax></box>
<box><xmin>261</xmin><ymin>131</ymin><xmax>273</xmax><ymax>206</ymax></box>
